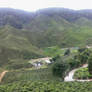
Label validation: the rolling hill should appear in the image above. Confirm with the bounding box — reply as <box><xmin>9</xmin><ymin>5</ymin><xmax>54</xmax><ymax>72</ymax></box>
<box><xmin>0</xmin><ymin>25</ymin><xmax>44</xmax><ymax>68</ymax></box>
<box><xmin>24</xmin><ymin>8</ymin><xmax>92</xmax><ymax>47</ymax></box>
<box><xmin>0</xmin><ymin>8</ymin><xmax>92</xmax><ymax>67</ymax></box>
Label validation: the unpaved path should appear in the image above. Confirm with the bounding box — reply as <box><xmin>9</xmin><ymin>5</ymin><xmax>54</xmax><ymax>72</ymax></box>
<box><xmin>0</xmin><ymin>71</ymin><xmax>8</xmax><ymax>83</ymax></box>
<box><xmin>64</xmin><ymin>64</ymin><xmax>90</xmax><ymax>82</ymax></box>
<box><xmin>29</xmin><ymin>57</ymin><xmax>51</xmax><ymax>63</ymax></box>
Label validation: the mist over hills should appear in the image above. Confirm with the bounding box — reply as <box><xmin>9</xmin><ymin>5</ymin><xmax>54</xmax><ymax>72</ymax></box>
<box><xmin>0</xmin><ymin>7</ymin><xmax>92</xmax><ymax>66</ymax></box>
<box><xmin>0</xmin><ymin>8</ymin><xmax>92</xmax><ymax>28</ymax></box>
<box><xmin>1</xmin><ymin>7</ymin><xmax>92</xmax><ymax>47</ymax></box>
<box><xmin>24</xmin><ymin>8</ymin><xmax>92</xmax><ymax>47</ymax></box>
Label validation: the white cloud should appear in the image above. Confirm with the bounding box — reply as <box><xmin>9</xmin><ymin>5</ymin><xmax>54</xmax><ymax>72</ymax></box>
<box><xmin>0</xmin><ymin>0</ymin><xmax>92</xmax><ymax>11</ymax></box>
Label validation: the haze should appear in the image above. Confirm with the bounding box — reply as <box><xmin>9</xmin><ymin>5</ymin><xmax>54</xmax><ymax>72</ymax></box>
<box><xmin>0</xmin><ymin>0</ymin><xmax>92</xmax><ymax>11</ymax></box>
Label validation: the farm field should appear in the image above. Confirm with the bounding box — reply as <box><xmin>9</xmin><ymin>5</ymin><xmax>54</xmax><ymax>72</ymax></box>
<box><xmin>1</xmin><ymin>47</ymin><xmax>79</xmax><ymax>84</ymax></box>
<box><xmin>0</xmin><ymin>81</ymin><xmax>92</xmax><ymax>92</ymax></box>
<box><xmin>1</xmin><ymin>68</ymin><xmax>60</xmax><ymax>84</ymax></box>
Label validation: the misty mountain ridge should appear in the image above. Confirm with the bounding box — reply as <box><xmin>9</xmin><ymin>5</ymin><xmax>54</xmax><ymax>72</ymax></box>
<box><xmin>0</xmin><ymin>7</ymin><xmax>92</xmax><ymax>47</ymax></box>
<box><xmin>0</xmin><ymin>7</ymin><xmax>92</xmax><ymax>67</ymax></box>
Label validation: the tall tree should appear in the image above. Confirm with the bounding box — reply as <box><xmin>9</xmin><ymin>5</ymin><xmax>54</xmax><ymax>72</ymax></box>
<box><xmin>52</xmin><ymin>57</ymin><xmax>69</xmax><ymax>80</ymax></box>
<box><xmin>88</xmin><ymin>54</ymin><xmax>92</xmax><ymax>74</ymax></box>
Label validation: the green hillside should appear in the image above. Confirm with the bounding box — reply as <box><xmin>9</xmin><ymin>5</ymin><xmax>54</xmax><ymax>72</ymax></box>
<box><xmin>25</xmin><ymin>14</ymin><xmax>92</xmax><ymax>47</ymax></box>
<box><xmin>0</xmin><ymin>25</ymin><xmax>44</xmax><ymax>68</ymax></box>
<box><xmin>0</xmin><ymin>7</ymin><xmax>92</xmax><ymax>91</ymax></box>
<box><xmin>0</xmin><ymin>8</ymin><xmax>92</xmax><ymax>68</ymax></box>
<box><xmin>0</xmin><ymin>8</ymin><xmax>92</xmax><ymax>48</ymax></box>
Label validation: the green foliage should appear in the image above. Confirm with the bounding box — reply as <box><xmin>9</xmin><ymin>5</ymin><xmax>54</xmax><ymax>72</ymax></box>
<box><xmin>1</xmin><ymin>8</ymin><xmax>92</xmax><ymax>88</ymax></box>
<box><xmin>51</xmin><ymin>55</ymin><xmax>61</xmax><ymax>62</ymax></box>
<box><xmin>2</xmin><ymin>68</ymin><xmax>60</xmax><ymax>84</ymax></box>
<box><xmin>88</xmin><ymin>54</ymin><xmax>92</xmax><ymax>74</ymax></box>
<box><xmin>75</xmin><ymin>48</ymin><xmax>90</xmax><ymax>65</ymax></box>
<box><xmin>78</xmin><ymin>48</ymin><xmax>87</xmax><ymax>53</ymax></box>
<box><xmin>0</xmin><ymin>8</ymin><xmax>92</xmax><ymax>49</ymax></box>
<box><xmin>0</xmin><ymin>46</ymin><xmax>44</xmax><ymax>69</ymax></box>
<box><xmin>24</xmin><ymin>9</ymin><xmax>92</xmax><ymax>48</ymax></box>
<box><xmin>64</xmin><ymin>49</ymin><xmax>71</xmax><ymax>56</ymax></box>
<box><xmin>0</xmin><ymin>81</ymin><xmax>92</xmax><ymax>92</ymax></box>
<box><xmin>43</xmin><ymin>46</ymin><xmax>62</xmax><ymax>57</ymax></box>
<box><xmin>77</xmin><ymin>53</ymin><xmax>88</xmax><ymax>64</ymax></box>
<box><xmin>1</xmin><ymin>8</ymin><xmax>92</xmax><ymax>69</ymax></box>
<box><xmin>1</xmin><ymin>8</ymin><xmax>92</xmax><ymax>48</ymax></box>
<box><xmin>52</xmin><ymin>57</ymin><xmax>69</xmax><ymax>79</ymax></box>
<box><xmin>74</xmin><ymin>68</ymin><xmax>92</xmax><ymax>79</ymax></box>
<box><xmin>6</xmin><ymin>63</ymin><xmax>33</xmax><ymax>70</ymax></box>
<box><xmin>0</xmin><ymin>26</ymin><xmax>45</xmax><ymax>68</ymax></box>
<box><xmin>68</xmin><ymin>58</ymin><xmax>81</xmax><ymax>69</ymax></box>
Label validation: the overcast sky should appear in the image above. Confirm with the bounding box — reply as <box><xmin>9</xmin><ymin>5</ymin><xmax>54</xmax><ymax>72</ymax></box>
<box><xmin>0</xmin><ymin>0</ymin><xmax>92</xmax><ymax>11</ymax></box>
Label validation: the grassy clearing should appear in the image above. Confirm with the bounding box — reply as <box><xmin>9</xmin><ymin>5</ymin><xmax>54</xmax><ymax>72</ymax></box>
<box><xmin>43</xmin><ymin>46</ymin><xmax>78</xmax><ymax>57</ymax></box>
<box><xmin>43</xmin><ymin>46</ymin><xmax>63</xmax><ymax>57</ymax></box>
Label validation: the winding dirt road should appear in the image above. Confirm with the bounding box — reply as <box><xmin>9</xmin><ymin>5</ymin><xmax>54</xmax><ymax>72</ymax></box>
<box><xmin>0</xmin><ymin>71</ymin><xmax>8</xmax><ymax>83</ymax></box>
<box><xmin>64</xmin><ymin>64</ymin><xmax>90</xmax><ymax>82</ymax></box>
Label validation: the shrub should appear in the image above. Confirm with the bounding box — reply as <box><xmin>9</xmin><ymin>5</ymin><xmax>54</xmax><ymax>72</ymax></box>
<box><xmin>52</xmin><ymin>57</ymin><xmax>69</xmax><ymax>79</ymax></box>
<box><xmin>88</xmin><ymin>54</ymin><xmax>92</xmax><ymax>74</ymax></box>
<box><xmin>68</xmin><ymin>58</ymin><xmax>81</xmax><ymax>69</ymax></box>
<box><xmin>64</xmin><ymin>49</ymin><xmax>70</xmax><ymax>56</ymax></box>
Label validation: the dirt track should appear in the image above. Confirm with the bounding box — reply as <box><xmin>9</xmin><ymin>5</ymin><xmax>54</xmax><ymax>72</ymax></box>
<box><xmin>64</xmin><ymin>64</ymin><xmax>90</xmax><ymax>82</ymax></box>
<box><xmin>0</xmin><ymin>71</ymin><xmax>8</xmax><ymax>83</ymax></box>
